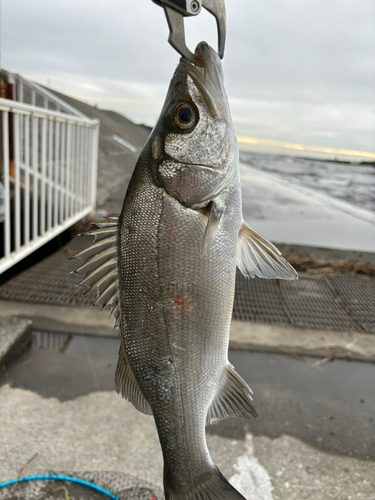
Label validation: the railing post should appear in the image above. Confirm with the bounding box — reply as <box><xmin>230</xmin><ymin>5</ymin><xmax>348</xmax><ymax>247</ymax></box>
<box><xmin>87</xmin><ymin>127</ymin><xmax>93</xmax><ymax>207</ymax></box>
<box><xmin>66</xmin><ymin>122</ymin><xmax>71</xmax><ymax>220</ymax></box>
<box><xmin>54</xmin><ymin>120</ymin><xmax>60</xmax><ymax>226</ymax></box>
<box><xmin>32</xmin><ymin>115</ymin><xmax>39</xmax><ymax>239</ymax></box>
<box><xmin>13</xmin><ymin>113</ymin><xmax>21</xmax><ymax>251</ymax></box>
<box><xmin>87</xmin><ymin>126</ymin><xmax>92</xmax><ymax>206</ymax></box>
<box><xmin>91</xmin><ymin>123</ymin><xmax>99</xmax><ymax>208</ymax></box>
<box><xmin>18</xmin><ymin>82</ymin><xmax>24</xmax><ymax>164</ymax></box>
<box><xmin>70</xmin><ymin>124</ymin><xmax>75</xmax><ymax>217</ymax></box>
<box><xmin>79</xmin><ymin>126</ymin><xmax>84</xmax><ymax>211</ymax></box>
<box><xmin>41</xmin><ymin>117</ymin><xmax>47</xmax><ymax>234</ymax></box>
<box><xmin>24</xmin><ymin>115</ymin><xmax>30</xmax><ymax>245</ymax></box>
<box><xmin>48</xmin><ymin>118</ymin><xmax>53</xmax><ymax>232</ymax></box>
<box><xmin>17</xmin><ymin>81</ymin><xmax>24</xmax><ymax>103</ymax></box>
<box><xmin>2</xmin><ymin>111</ymin><xmax>11</xmax><ymax>257</ymax></box>
<box><xmin>60</xmin><ymin>121</ymin><xmax>66</xmax><ymax>225</ymax></box>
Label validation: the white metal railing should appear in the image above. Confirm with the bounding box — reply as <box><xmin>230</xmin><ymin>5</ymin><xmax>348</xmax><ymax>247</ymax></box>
<box><xmin>0</xmin><ymin>97</ymin><xmax>99</xmax><ymax>273</ymax></box>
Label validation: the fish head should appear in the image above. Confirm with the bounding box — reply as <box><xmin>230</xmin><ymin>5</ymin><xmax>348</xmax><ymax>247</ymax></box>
<box><xmin>150</xmin><ymin>42</ymin><xmax>238</xmax><ymax>208</ymax></box>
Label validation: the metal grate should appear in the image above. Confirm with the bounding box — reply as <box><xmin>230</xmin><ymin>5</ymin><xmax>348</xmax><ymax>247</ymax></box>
<box><xmin>329</xmin><ymin>274</ymin><xmax>375</xmax><ymax>332</ymax></box>
<box><xmin>233</xmin><ymin>270</ymin><xmax>291</xmax><ymax>325</ymax></box>
<box><xmin>0</xmin><ymin>237</ymin><xmax>374</xmax><ymax>334</ymax></box>
<box><xmin>0</xmin><ymin>236</ymin><xmax>97</xmax><ymax>307</ymax></box>
<box><xmin>279</xmin><ymin>274</ymin><xmax>361</xmax><ymax>331</ymax></box>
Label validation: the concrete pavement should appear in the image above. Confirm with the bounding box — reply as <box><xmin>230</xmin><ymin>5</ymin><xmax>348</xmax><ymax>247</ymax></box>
<box><xmin>1</xmin><ymin>359</ymin><xmax>374</xmax><ymax>499</ymax></box>
<box><xmin>1</xmin><ymin>386</ymin><xmax>374</xmax><ymax>499</ymax></box>
<box><xmin>0</xmin><ymin>316</ymin><xmax>32</xmax><ymax>370</ymax></box>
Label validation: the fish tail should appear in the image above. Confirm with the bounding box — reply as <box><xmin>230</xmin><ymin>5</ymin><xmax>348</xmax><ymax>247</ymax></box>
<box><xmin>164</xmin><ymin>466</ymin><xmax>246</xmax><ymax>500</ymax></box>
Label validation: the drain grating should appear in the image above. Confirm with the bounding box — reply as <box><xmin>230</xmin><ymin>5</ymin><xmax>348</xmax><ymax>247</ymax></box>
<box><xmin>0</xmin><ymin>236</ymin><xmax>374</xmax><ymax>334</ymax></box>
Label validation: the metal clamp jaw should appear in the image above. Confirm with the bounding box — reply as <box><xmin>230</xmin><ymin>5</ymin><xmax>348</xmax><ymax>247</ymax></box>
<box><xmin>152</xmin><ymin>0</ymin><xmax>226</xmax><ymax>66</ymax></box>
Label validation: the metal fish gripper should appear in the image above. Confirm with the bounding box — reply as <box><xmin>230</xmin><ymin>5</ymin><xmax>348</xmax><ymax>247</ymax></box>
<box><xmin>152</xmin><ymin>0</ymin><xmax>226</xmax><ymax>66</ymax></box>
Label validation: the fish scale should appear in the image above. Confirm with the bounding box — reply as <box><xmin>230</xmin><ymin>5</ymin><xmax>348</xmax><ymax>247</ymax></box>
<box><xmin>119</xmin><ymin>150</ymin><xmax>242</xmax><ymax>496</ymax></box>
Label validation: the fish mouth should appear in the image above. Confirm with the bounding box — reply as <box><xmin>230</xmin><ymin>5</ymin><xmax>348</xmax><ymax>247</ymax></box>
<box><xmin>180</xmin><ymin>42</ymin><xmax>225</xmax><ymax>119</ymax></box>
<box><xmin>177</xmin><ymin>159</ymin><xmax>219</xmax><ymax>171</ymax></box>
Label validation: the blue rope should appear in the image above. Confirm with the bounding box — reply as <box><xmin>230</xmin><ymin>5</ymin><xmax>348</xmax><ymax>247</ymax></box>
<box><xmin>0</xmin><ymin>475</ymin><xmax>119</xmax><ymax>499</ymax></box>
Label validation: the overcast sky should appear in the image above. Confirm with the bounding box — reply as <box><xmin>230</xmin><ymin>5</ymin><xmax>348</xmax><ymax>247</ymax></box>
<box><xmin>1</xmin><ymin>0</ymin><xmax>375</xmax><ymax>155</ymax></box>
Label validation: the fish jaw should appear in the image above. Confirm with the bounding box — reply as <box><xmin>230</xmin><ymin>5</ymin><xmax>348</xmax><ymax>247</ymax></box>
<box><xmin>181</xmin><ymin>42</ymin><xmax>229</xmax><ymax>120</ymax></box>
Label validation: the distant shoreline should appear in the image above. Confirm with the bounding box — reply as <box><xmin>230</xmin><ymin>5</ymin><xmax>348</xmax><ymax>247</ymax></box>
<box><xmin>239</xmin><ymin>148</ymin><xmax>375</xmax><ymax>167</ymax></box>
<box><xmin>287</xmin><ymin>156</ymin><xmax>375</xmax><ymax>167</ymax></box>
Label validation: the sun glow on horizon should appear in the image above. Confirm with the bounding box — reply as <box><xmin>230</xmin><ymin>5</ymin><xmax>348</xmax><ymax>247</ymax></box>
<box><xmin>237</xmin><ymin>137</ymin><xmax>375</xmax><ymax>160</ymax></box>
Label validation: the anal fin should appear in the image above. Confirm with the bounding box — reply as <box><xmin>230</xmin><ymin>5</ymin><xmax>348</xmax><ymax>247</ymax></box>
<box><xmin>207</xmin><ymin>364</ymin><xmax>258</xmax><ymax>425</ymax></box>
<box><xmin>115</xmin><ymin>342</ymin><xmax>153</xmax><ymax>416</ymax></box>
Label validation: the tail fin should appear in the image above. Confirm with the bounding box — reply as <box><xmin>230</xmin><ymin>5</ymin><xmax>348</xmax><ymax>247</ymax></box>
<box><xmin>165</xmin><ymin>467</ymin><xmax>246</xmax><ymax>500</ymax></box>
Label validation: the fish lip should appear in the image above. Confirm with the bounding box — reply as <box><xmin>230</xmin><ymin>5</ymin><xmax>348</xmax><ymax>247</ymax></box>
<box><xmin>180</xmin><ymin>47</ymin><xmax>224</xmax><ymax>120</ymax></box>
<box><xmin>180</xmin><ymin>56</ymin><xmax>202</xmax><ymax>80</ymax></box>
<box><xmin>181</xmin><ymin>57</ymin><xmax>220</xmax><ymax>97</ymax></box>
<box><xmin>181</xmin><ymin>43</ymin><xmax>222</xmax><ymax>85</ymax></box>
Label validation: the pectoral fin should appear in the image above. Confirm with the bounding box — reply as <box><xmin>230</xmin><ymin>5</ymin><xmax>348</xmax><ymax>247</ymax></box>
<box><xmin>115</xmin><ymin>342</ymin><xmax>153</xmax><ymax>416</ymax></box>
<box><xmin>237</xmin><ymin>221</ymin><xmax>298</xmax><ymax>280</ymax></box>
<box><xmin>203</xmin><ymin>201</ymin><xmax>222</xmax><ymax>254</ymax></box>
<box><xmin>206</xmin><ymin>364</ymin><xmax>258</xmax><ymax>425</ymax></box>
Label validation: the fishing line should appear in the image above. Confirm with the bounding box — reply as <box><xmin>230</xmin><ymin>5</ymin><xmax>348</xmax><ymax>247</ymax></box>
<box><xmin>0</xmin><ymin>475</ymin><xmax>157</xmax><ymax>500</ymax></box>
<box><xmin>0</xmin><ymin>475</ymin><xmax>119</xmax><ymax>499</ymax></box>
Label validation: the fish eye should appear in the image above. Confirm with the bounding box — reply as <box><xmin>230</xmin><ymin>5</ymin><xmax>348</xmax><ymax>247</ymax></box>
<box><xmin>173</xmin><ymin>102</ymin><xmax>197</xmax><ymax>130</ymax></box>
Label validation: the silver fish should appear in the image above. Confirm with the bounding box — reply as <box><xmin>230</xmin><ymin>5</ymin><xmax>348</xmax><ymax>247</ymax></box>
<box><xmin>73</xmin><ymin>42</ymin><xmax>297</xmax><ymax>500</ymax></box>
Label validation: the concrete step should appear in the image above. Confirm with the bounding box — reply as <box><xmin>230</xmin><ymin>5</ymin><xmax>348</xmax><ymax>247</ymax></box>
<box><xmin>0</xmin><ymin>315</ymin><xmax>32</xmax><ymax>370</ymax></box>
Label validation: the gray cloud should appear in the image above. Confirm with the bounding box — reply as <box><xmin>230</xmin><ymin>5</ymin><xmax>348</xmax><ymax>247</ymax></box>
<box><xmin>2</xmin><ymin>0</ymin><xmax>374</xmax><ymax>152</ymax></box>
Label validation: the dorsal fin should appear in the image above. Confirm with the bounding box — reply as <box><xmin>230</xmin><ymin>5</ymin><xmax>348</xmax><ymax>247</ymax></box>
<box><xmin>71</xmin><ymin>216</ymin><xmax>121</xmax><ymax>328</ymax></box>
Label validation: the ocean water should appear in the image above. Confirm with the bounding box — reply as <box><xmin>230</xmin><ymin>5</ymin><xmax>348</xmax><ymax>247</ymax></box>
<box><xmin>239</xmin><ymin>151</ymin><xmax>375</xmax><ymax>213</ymax></box>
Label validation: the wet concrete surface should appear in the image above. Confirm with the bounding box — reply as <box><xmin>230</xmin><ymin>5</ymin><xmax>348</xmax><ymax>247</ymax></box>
<box><xmin>0</xmin><ymin>332</ymin><xmax>119</xmax><ymax>400</ymax></box>
<box><xmin>1</xmin><ymin>331</ymin><xmax>374</xmax><ymax>462</ymax></box>
<box><xmin>209</xmin><ymin>350</ymin><xmax>375</xmax><ymax>460</ymax></box>
<box><xmin>240</xmin><ymin>165</ymin><xmax>375</xmax><ymax>252</ymax></box>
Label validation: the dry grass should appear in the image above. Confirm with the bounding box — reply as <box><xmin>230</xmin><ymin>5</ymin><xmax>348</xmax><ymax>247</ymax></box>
<box><xmin>284</xmin><ymin>255</ymin><xmax>375</xmax><ymax>276</ymax></box>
